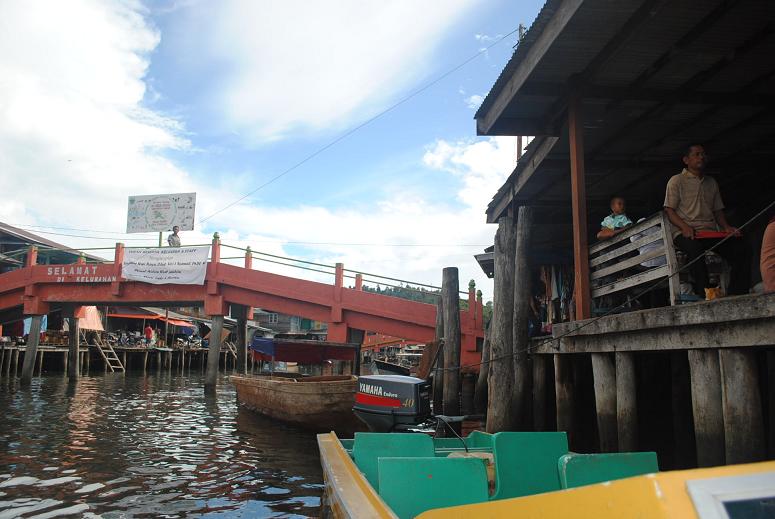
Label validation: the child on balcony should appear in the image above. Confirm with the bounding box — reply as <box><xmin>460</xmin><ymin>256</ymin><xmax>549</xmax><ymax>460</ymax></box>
<box><xmin>597</xmin><ymin>195</ymin><xmax>633</xmax><ymax>240</ymax></box>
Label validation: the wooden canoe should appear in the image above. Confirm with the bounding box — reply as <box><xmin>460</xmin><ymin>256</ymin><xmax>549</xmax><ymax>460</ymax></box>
<box><xmin>231</xmin><ymin>374</ymin><xmax>364</xmax><ymax>433</ymax></box>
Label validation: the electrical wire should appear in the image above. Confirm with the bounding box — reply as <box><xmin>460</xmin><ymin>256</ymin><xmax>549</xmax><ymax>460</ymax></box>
<box><xmin>438</xmin><ymin>199</ymin><xmax>775</xmax><ymax>373</ymax></box>
<box><xmin>198</xmin><ymin>26</ymin><xmax>522</xmax><ymax>224</ymax></box>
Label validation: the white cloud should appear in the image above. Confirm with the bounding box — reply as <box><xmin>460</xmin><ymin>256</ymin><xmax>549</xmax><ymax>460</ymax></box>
<box><xmin>0</xmin><ymin>0</ymin><xmax>516</xmax><ymax>304</ymax></box>
<box><xmin>464</xmin><ymin>94</ymin><xmax>484</xmax><ymax>109</ymax></box>
<box><xmin>176</xmin><ymin>0</ymin><xmax>480</xmax><ymax>143</ymax></box>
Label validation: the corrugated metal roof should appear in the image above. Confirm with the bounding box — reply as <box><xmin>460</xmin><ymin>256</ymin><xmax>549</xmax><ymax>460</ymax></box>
<box><xmin>478</xmin><ymin>0</ymin><xmax>775</xmax><ymax>249</ymax></box>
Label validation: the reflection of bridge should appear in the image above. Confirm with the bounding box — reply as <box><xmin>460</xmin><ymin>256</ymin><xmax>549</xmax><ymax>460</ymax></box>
<box><xmin>0</xmin><ymin>236</ymin><xmax>484</xmax><ymax>383</ymax></box>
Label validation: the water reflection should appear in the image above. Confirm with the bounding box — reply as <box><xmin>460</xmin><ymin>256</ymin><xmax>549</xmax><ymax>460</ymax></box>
<box><xmin>0</xmin><ymin>373</ymin><xmax>323</xmax><ymax>517</ymax></box>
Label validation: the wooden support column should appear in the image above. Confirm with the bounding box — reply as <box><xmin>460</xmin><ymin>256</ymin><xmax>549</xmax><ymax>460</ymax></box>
<box><xmin>20</xmin><ymin>315</ymin><xmax>43</xmax><ymax>383</ymax></box>
<box><xmin>671</xmin><ymin>351</ymin><xmax>695</xmax><ymax>468</ymax></box>
<box><xmin>441</xmin><ymin>267</ymin><xmax>461</xmax><ymax>417</ymax></box>
<box><xmin>512</xmin><ymin>206</ymin><xmax>534</xmax><ymax>429</ymax></box>
<box><xmin>233</xmin><ymin>305</ymin><xmax>249</xmax><ymax>375</ymax></box>
<box><xmin>616</xmin><ymin>352</ymin><xmax>638</xmax><ymax>452</ymax></box>
<box><xmin>487</xmin><ymin>216</ymin><xmax>517</xmax><ymax>433</ymax></box>
<box><xmin>533</xmin><ymin>354</ymin><xmax>548</xmax><ymax>431</ymax></box>
<box><xmin>719</xmin><ymin>348</ymin><xmax>765</xmax><ymax>464</ymax></box>
<box><xmin>688</xmin><ymin>349</ymin><xmax>725</xmax><ymax>467</ymax></box>
<box><xmin>555</xmin><ymin>354</ymin><xmax>575</xmax><ymax>444</ymax></box>
<box><xmin>432</xmin><ymin>300</ymin><xmax>444</xmax><ymax>414</ymax></box>
<box><xmin>768</xmin><ymin>352</ymin><xmax>775</xmax><ymax>459</ymax></box>
<box><xmin>591</xmin><ymin>353</ymin><xmax>617</xmax><ymax>452</ymax></box>
<box><xmin>474</xmin><ymin>320</ymin><xmax>491</xmax><ymax>415</ymax></box>
<box><xmin>205</xmin><ymin>315</ymin><xmax>225</xmax><ymax>392</ymax></box>
<box><xmin>67</xmin><ymin>315</ymin><xmax>80</xmax><ymax>380</ymax></box>
<box><xmin>568</xmin><ymin>91</ymin><xmax>591</xmax><ymax>320</ymax></box>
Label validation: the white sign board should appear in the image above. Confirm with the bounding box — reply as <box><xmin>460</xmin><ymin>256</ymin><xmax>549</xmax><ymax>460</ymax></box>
<box><xmin>122</xmin><ymin>246</ymin><xmax>210</xmax><ymax>285</ymax></box>
<box><xmin>126</xmin><ymin>193</ymin><xmax>196</xmax><ymax>233</ymax></box>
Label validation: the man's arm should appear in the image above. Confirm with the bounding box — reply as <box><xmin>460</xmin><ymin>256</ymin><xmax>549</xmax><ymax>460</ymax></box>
<box><xmin>664</xmin><ymin>207</ymin><xmax>694</xmax><ymax>239</ymax></box>
<box><xmin>597</xmin><ymin>227</ymin><xmax>616</xmax><ymax>240</ymax></box>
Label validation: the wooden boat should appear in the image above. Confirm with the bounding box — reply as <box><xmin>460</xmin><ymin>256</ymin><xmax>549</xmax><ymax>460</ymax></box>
<box><xmin>233</xmin><ymin>336</ymin><xmax>364</xmax><ymax>432</ymax></box>
<box><xmin>317</xmin><ymin>431</ymin><xmax>775</xmax><ymax>518</ymax></box>
<box><xmin>232</xmin><ymin>374</ymin><xmax>364</xmax><ymax>433</ymax></box>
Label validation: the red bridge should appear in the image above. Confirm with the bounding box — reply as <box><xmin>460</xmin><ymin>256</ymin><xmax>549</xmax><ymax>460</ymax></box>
<box><xmin>0</xmin><ymin>236</ymin><xmax>484</xmax><ymax>370</ymax></box>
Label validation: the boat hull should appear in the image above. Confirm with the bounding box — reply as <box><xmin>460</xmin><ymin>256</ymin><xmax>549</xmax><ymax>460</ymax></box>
<box><xmin>232</xmin><ymin>374</ymin><xmax>364</xmax><ymax>433</ymax></box>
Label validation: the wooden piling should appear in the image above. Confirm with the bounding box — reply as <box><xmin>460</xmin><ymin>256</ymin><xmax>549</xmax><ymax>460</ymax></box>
<box><xmin>85</xmin><ymin>347</ymin><xmax>90</xmax><ymax>372</ymax></box>
<box><xmin>615</xmin><ymin>352</ymin><xmax>638</xmax><ymax>452</ymax></box>
<box><xmin>20</xmin><ymin>315</ymin><xmax>43</xmax><ymax>383</ymax></box>
<box><xmin>67</xmin><ymin>316</ymin><xmax>80</xmax><ymax>380</ymax></box>
<box><xmin>487</xmin><ymin>217</ymin><xmax>516</xmax><ymax>433</ymax></box>
<box><xmin>591</xmin><ymin>353</ymin><xmax>617</xmax><ymax>452</ymax></box>
<box><xmin>719</xmin><ymin>349</ymin><xmax>765</xmax><ymax>464</ymax></box>
<box><xmin>554</xmin><ymin>354</ymin><xmax>575</xmax><ymax>445</ymax></box>
<box><xmin>432</xmin><ymin>300</ymin><xmax>444</xmax><ymax>414</ymax></box>
<box><xmin>668</xmin><ymin>352</ymin><xmax>696</xmax><ymax>467</ymax></box>
<box><xmin>205</xmin><ymin>315</ymin><xmax>225</xmax><ymax>392</ymax></box>
<box><xmin>143</xmin><ymin>351</ymin><xmax>149</xmax><ymax>372</ymax></box>
<box><xmin>532</xmin><ymin>354</ymin><xmax>548</xmax><ymax>431</ymax></box>
<box><xmin>473</xmin><ymin>321</ymin><xmax>491</xmax><ymax>415</ymax></box>
<box><xmin>687</xmin><ymin>349</ymin><xmax>725</xmax><ymax>467</ymax></box>
<box><xmin>235</xmin><ymin>306</ymin><xmax>248</xmax><ymax>375</ymax></box>
<box><xmin>12</xmin><ymin>349</ymin><xmax>19</xmax><ymax>376</ymax></box>
<box><xmin>768</xmin><ymin>352</ymin><xmax>775</xmax><ymax>459</ymax></box>
<box><xmin>441</xmin><ymin>267</ymin><xmax>461</xmax><ymax>417</ymax></box>
<box><xmin>511</xmin><ymin>206</ymin><xmax>533</xmax><ymax>429</ymax></box>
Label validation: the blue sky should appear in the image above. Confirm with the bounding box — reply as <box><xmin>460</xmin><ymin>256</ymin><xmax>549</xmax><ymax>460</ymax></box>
<box><xmin>0</xmin><ymin>0</ymin><xmax>544</xmax><ymax>299</ymax></box>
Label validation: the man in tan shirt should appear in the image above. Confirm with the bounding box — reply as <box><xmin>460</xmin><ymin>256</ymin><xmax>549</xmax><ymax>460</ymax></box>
<box><xmin>664</xmin><ymin>144</ymin><xmax>750</xmax><ymax>295</ymax></box>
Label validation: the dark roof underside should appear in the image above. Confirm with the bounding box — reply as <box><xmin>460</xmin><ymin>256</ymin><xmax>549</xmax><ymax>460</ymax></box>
<box><xmin>477</xmin><ymin>0</ymin><xmax>775</xmax><ymax>255</ymax></box>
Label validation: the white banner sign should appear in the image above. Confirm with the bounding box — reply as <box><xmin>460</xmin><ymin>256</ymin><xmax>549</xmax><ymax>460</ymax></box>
<box><xmin>122</xmin><ymin>246</ymin><xmax>210</xmax><ymax>285</ymax></box>
<box><xmin>126</xmin><ymin>192</ymin><xmax>196</xmax><ymax>233</ymax></box>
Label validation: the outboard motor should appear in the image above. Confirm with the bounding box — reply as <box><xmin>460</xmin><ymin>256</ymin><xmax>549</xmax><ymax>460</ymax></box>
<box><xmin>353</xmin><ymin>375</ymin><xmax>431</xmax><ymax>432</ymax></box>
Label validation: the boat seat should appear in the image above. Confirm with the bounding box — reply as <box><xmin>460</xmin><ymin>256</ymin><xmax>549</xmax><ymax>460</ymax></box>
<box><xmin>377</xmin><ymin>457</ymin><xmax>489</xmax><ymax>519</ymax></box>
<box><xmin>352</xmin><ymin>433</ymin><xmax>435</xmax><ymax>491</ymax></box>
<box><xmin>432</xmin><ymin>432</ymin><xmax>493</xmax><ymax>456</ymax></box>
<box><xmin>490</xmin><ymin>432</ymin><xmax>568</xmax><ymax>500</ymax></box>
<box><xmin>558</xmin><ymin>452</ymin><xmax>659</xmax><ymax>489</ymax></box>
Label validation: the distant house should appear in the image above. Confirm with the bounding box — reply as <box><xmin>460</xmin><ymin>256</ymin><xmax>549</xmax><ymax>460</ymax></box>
<box><xmin>253</xmin><ymin>309</ymin><xmax>328</xmax><ymax>336</ymax></box>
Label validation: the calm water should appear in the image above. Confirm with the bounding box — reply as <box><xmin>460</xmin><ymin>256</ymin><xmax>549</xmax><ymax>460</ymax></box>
<box><xmin>0</xmin><ymin>373</ymin><xmax>323</xmax><ymax>518</ymax></box>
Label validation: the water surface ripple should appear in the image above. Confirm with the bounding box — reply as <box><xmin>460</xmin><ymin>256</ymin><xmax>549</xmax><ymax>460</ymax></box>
<box><xmin>0</xmin><ymin>373</ymin><xmax>323</xmax><ymax>517</ymax></box>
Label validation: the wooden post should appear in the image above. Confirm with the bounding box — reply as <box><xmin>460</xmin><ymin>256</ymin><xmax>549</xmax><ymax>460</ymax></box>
<box><xmin>768</xmin><ymin>352</ymin><xmax>775</xmax><ymax>459</ymax></box>
<box><xmin>432</xmin><ymin>300</ymin><xmax>444</xmax><ymax>414</ymax></box>
<box><xmin>67</xmin><ymin>315</ymin><xmax>80</xmax><ymax>380</ymax></box>
<box><xmin>441</xmin><ymin>267</ymin><xmax>461</xmax><ymax>417</ymax></box>
<box><xmin>511</xmin><ymin>206</ymin><xmax>534</xmax><ymax>429</ymax></box>
<box><xmin>205</xmin><ymin>315</ymin><xmax>225</xmax><ymax>392</ymax></box>
<box><xmin>234</xmin><ymin>305</ymin><xmax>248</xmax><ymax>375</ymax></box>
<box><xmin>555</xmin><ymin>354</ymin><xmax>575</xmax><ymax>443</ymax></box>
<box><xmin>591</xmin><ymin>353</ymin><xmax>617</xmax><ymax>452</ymax></box>
<box><xmin>37</xmin><ymin>350</ymin><xmax>45</xmax><ymax>375</ymax></box>
<box><xmin>688</xmin><ymin>349</ymin><xmax>725</xmax><ymax>467</ymax></box>
<box><xmin>474</xmin><ymin>320</ymin><xmax>491</xmax><ymax>415</ymax></box>
<box><xmin>487</xmin><ymin>217</ymin><xmax>517</xmax><ymax>433</ymax></box>
<box><xmin>533</xmin><ymin>354</ymin><xmax>548</xmax><ymax>431</ymax></box>
<box><xmin>20</xmin><ymin>315</ymin><xmax>43</xmax><ymax>383</ymax></box>
<box><xmin>719</xmin><ymin>349</ymin><xmax>765</xmax><ymax>464</ymax></box>
<box><xmin>568</xmin><ymin>91</ymin><xmax>591</xmax><ymax>320</ymax></box>
<box><xmin>616</xmin><ymin>352</ymin><xmax>638</xmax><ymax>452</ymax></box>
<box><xmin>671</xmin><ymin>351</ymin><xmax>696</xmax><ymax>468</ymax></box>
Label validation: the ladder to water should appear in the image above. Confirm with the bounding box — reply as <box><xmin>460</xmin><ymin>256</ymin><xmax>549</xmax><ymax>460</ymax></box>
<box><xmin>84</xmin><ymin>331</ymin><xmax>125</xmax><ymax>372</ymax></box>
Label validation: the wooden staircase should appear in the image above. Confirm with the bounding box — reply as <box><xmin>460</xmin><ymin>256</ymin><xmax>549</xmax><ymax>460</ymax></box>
<box><xmin>86</xmin><ymin>332</ymin><xmax>125</xmax><ymax>372</ymax></box>
<box><xmin>224</xmin><ymin>341</ymin><xmax>238</xmax><ymax>359</ymax></box>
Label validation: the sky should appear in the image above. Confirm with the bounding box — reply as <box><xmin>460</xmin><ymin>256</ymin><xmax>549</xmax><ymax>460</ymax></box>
<box><xmin>0</xmin><ymin>0</ymin><xmax>544</xmax><ymax>301</ymax></box>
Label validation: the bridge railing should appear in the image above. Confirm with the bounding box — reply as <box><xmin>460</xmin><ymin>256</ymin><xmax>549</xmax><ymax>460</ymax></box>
<box><xmin>6</xmin><ymin>234</ymin><xmax>482</xmax><ymax>313</ymax></box>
